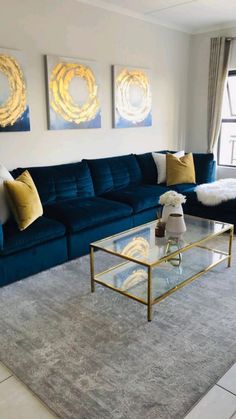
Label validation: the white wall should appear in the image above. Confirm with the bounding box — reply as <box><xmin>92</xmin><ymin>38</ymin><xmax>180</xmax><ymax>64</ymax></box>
<box><xmin>0</xmin><ymin>0</ymin><xmax>190</xmax><ymax>170</ymax></box>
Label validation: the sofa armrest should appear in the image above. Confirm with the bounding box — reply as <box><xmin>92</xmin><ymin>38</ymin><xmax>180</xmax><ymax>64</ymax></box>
<box><xmin>191</xmin><ymin>153</ymin><xmax>216</xmax><ymax>184</ymax></box>
<box><xmin>210</xmin><ymin>160</ymin><xmax>217</xmax><ymax>182</ymax></box>
<box><xmin>0</xmin><ymin>224</ymin><xmax>3</xmax><ymax>251</ymax></box>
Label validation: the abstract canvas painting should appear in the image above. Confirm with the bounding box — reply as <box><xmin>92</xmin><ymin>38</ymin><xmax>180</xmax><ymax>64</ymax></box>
<box><xmin>0</xmin><ymin>48</ymin><xmax>30</xmax><ymax>132</ymax></box>
<box><xmin>46</xmin><ymin>55</ymin><xmax>101</xmax><ymax>130</ymax></box>
<box><xmin>114</xmin><ymin>227</ymin><xmax>150</xmax><ymax>258</ymax></box>
<box><xmin>112</xmin><ymin>65</ymin><xmax>152</xmax><ymax>128</ymax></box>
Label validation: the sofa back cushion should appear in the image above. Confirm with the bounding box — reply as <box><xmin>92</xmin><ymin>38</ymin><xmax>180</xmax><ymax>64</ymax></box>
<box><xmin>135</xmin><ymin>152</ymin><xmax>157</xmax><ymax>184</ymax></box>
<box><xmin>85</xmin><ymin>154</ymin><xmax>142</xmax><ymax>195</ymax></box>
<box><xmin>11</xmin><ymin>161</ymin><xmax>94</xmax><ymax>206</ymax></box>
<box><xmin>192</xmin><ymin>153</ymin><xmax>216</xmax><ymax>184</ymax></box>
<box><xmin>136</xmin><ymin>151</ymin><xmax>216</xmax><ymax>185</ymax></box>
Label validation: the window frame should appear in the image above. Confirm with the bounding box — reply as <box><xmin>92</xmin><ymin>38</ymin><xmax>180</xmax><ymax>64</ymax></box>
<box><xmin>218</xmin><ymin>69</ymin><xmax>236</xmax><ymax>168</ymax></box>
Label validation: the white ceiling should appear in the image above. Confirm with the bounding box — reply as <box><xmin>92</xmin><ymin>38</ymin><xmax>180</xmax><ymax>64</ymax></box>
<box><xmin>78</xmin><ymin>0</ymin><xmax>236</xmax><ymax>33</ymax></box>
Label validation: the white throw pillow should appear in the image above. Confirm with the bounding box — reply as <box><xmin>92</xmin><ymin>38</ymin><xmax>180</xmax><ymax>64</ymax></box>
<box><xmin>152</xmin><ymin>150</ymin><xmax>185</xmax><ymax>184</ymax></box>
<box><xmin>0</xmin><ymin>164</ymin><xmax>14</xmax><ymax>224</ymax></box>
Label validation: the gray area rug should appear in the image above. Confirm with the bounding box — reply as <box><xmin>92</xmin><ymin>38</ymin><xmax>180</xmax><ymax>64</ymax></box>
<box><xmin>0</xmin><ymin>237</ymin><xmax>235</xmax><ymax>419</ymax></box>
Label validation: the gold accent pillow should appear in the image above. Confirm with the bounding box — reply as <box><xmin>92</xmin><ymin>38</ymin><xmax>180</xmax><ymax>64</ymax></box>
<box><xmin>166</xmin><ymin>153</ymin><xmax>196</xmax><ymax>186</ymax></box>
<box><xmin>4</xmin><ymin>170</ymin><xmax>43</xmax><ymax>231</ymax></box>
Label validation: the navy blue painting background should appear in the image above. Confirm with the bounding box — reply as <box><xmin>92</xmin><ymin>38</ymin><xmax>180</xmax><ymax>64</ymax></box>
<box><xmin>0</xmin><ymin>107</ymin><xmax>30</xmax><ymax>132</ymax></box>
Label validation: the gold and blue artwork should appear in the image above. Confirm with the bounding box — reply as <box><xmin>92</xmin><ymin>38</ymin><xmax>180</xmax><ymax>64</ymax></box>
<box><xmin>114</xmin><ymin>227</ymin><xmax>150</xmax><ymax>259</ymax></box>
<box><xmin>114</xmin><ymin>265</ymin><xmax>148</xmax><ymax>292</ymax></box>
<box><xmin>0</xmin><ymin>48</ymin><xmax>30</xmax><ymax>132</ymax></box>
<box><xmin>46</xmin><ymin>55</ymin><xmax>101</xmax><ymax>130</ymax></box>
<box><xmin>113</xmin><ymin>65</ymin><xmax>152</xmax><ymax>128</ymax></box>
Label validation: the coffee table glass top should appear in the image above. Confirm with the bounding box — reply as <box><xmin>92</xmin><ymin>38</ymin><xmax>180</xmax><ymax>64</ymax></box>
<box><xmin>91</xmin><ymin>215</ymin><xmax>232</xmax><ymax>267</ymax></box>
<box><xmin>91</xmin><ymin>214</ymin><xmax>233</xmax><ymax>320</ymax></box>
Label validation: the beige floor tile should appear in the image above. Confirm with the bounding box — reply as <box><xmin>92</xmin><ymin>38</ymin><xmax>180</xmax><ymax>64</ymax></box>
<box><xmin>0</xmin><ymin>362</ymin><xmax>12</xmax><ymax>382</ymax></box>
<box><xmin>0</xmin><ymin>376</ymin><xmax>58</xmax><ymax>419</ymax></box>
<box><xmin>184</xmin><ymin>385</ymin><xmax>236</xmax><ymax>419</ymax></box>
<box><xmin>218</xmin><ymin>363</ymin><xmax>236</xmax><ymax>396</ymax></box>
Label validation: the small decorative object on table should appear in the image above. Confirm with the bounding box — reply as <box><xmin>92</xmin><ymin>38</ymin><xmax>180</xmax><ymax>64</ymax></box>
<box><xmin>155</xmin><ymin>207</ymin><xmax>166</xmax><ymax>237</ymax></box>
<box><xmin>155</xmin><ymin>219</ymin><xmax>166</xmax><ymax>238</ymax></box>
<box><xmin>165</xmin><ymin>238</ymin><xmax>183</xmax><ymax>267</ymax></box>
<box><xmin>166</xmin><ymin>213</ymin><xmax>186</xmax><ymax>238</ymax></box>
<box><xmin>159</xmin><ymin>191</ymin><xmax>186</xmax><ymax>223</ymax></box>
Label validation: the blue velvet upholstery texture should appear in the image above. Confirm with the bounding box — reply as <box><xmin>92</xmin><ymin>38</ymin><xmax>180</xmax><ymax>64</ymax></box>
<box><xmin>0</xmin><ymin>238</ymin><xmax>67</xmax><ymax>287</ymax></box>
<box><xmin>68</xmin><ymin>217</ymin><xmax>133</xmax><ymax>259</ymax></box>
<box><xmin>44</xmin><ymin>197</ymin><xmax>132</xmax><ymax>233</ymax></box>
<box><xmin>12</xmin><ymin>161</ymin><xmax>95</xmax><ymax>206</ymax></box>
<box><xmin>1</xmin><ymin>217</ymin><xmax>65</xmax><ymax>256</ymax></box>
<box><xmin>103</xmin><ymin>185</ymin><xmax>169</xmax><ymax>213</ymax></box>
<box><xmin>171</xmin><ymin>184</ymin><xmax>196</xmax><ymax>194</ymax></box>
<box><xmin>0</xmin><ymin>225</ymin><xmax>3</xmax><ymax>251</ymax></box>
<box><xmin>85</xmin><ymin>154</ymin><xmax>142</xmax><ymax>195</ymax></box>
<box><xmin>0</xmin><ymin>150</ymin><xmax>223</xmax><ymax>287</ymax></box>
<box><xmin>192</xmin><ymin>153</ymin><xmax>216</xmax><ymax>184</ymax></box>
<box><xmin>135</xmin><ymin>152</ymin><xmax>157</xmax><ymax>184</ymax></box>
<box><xmin>135</xmin><ymin>151</ymin><xmax>216</xmax><ymax>186</ymax></box>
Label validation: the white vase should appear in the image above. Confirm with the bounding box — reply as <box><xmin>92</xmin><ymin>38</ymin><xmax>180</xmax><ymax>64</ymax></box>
<box><xmin>161</xmin><ymin>204</ymin><xmax>183</xmax><ymax>223</ymax></box>
<box><xmin>166</xmin><ymin>213</ymin><xmax>186</xmax><ymax>238</ymax></box>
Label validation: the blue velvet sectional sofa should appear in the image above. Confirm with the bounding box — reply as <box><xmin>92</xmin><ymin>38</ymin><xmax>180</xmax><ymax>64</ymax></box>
<box><xmin>0</xmin><ymin>151</ymin><xmax>218</xmax><ymax>287</ymax></box>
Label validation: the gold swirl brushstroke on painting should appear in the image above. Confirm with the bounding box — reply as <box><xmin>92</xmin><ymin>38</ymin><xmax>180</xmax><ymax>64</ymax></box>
<box><xmin>119</xmin><ymin>237</ymin><xmax>150</xmax><ymax>290</ymax></box>
<box><xmin>49</xmin><ymin>62</ymin><xmax>100</xmax><ymax>124</ymax></box>
<box><xmin>116</xmin><ymin>69</ymin><xmax>151</xmax><ymax>123</ymax></box>
<box><xmin>121</xmin><ymin>236</ymin><xmax>150</xmax><ymax>259</ymax></box>
<box><xmin>0</xmin><ymin>54</ymin><xmax>27</xmax><ymax>127</ymax></box>
<box><xmin>121</xmin><ymin>268</ymin><xmax>147</xmax><ymax>291</ymax></box>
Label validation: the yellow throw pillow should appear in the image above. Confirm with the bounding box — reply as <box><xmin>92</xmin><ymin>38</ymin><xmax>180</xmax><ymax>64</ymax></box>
<box><xmin>4</xmin><ymin>170</ymin><xmax>43</xmax><ymax>231</ymax></box>
<box><xmin>166</xmin><ymin>153</ymin><xmax>196</xmax><ymax>186</ymax></box>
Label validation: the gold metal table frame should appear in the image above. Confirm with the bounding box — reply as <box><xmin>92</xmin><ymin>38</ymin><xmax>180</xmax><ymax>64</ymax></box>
<box><xmin>90</xmin><ymin>216</ymin><xmax>234</xmax><ymax>322</ymax></box>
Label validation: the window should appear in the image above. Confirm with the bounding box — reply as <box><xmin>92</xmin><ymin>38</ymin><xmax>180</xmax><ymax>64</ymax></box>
<box><xmin>218</xmin><ymin>70</ymin><xmax>236</xmax><ymax>167</ymax></box>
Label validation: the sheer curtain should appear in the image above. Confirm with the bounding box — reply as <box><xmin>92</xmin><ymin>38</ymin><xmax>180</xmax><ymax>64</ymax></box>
<box><xmin>207</xmin><ymin>37</ymin><xmax>232</xmax><ymax>153</ymax></box>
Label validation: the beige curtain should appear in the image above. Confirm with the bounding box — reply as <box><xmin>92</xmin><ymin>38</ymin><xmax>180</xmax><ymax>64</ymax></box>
<box><xmin>207</xmin><ymin>37</ymin><xmax>232</xmax><ymax>153</ymax></box>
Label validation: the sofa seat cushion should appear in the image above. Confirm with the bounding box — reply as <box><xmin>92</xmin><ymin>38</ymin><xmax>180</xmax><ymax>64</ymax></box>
<box><xmin>44</xmin><ymin>197</ymin><xmax>133</xmax><ymax>233</ymax></box>
<box><xmin>1</xmin><ymin>216</ymin><xmax>66</xmax><ymax>256</ymax></box>
<box><xmin>171</xmin><ymin>183</ymin><xmax>197</xmax><ymax>194</ymax></box>
<box><xmin>103</xmin><ymin>184</ymin><xmax>170</xmax><ymax>213</ymax></box>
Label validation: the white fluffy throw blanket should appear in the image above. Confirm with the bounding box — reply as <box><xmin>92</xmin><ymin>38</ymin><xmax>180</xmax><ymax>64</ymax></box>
<box><xmin>195</xmin><ymin>178</ymin><xmax>236</xmax><ymax>206</ymax></box>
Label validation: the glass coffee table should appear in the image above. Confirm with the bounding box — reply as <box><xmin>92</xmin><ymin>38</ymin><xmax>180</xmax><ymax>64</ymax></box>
<box><xmin>90</xmin><ymin>215</ymin><xmax>234</xmax><ymax>321</ymax></box>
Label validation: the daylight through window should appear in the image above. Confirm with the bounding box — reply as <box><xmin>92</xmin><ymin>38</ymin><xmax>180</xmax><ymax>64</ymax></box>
<box><xmin>218</xmin><ymin>70</ymin><xmax>236</xmax><ymax>166</ymax></box>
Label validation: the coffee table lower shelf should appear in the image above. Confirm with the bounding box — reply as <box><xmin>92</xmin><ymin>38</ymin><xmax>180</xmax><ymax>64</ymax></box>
<box><xmin>90</xmin><ymin>242</ymin><xmax>232</xmax><ymax>321</ymax></box>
